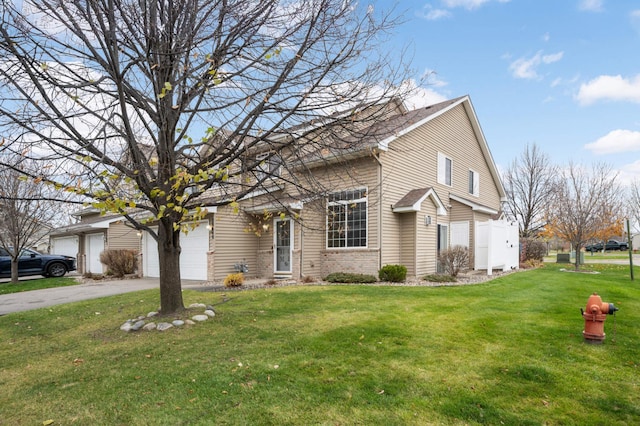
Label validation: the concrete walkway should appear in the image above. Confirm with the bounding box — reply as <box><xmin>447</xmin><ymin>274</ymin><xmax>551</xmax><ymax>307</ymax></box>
<box><xmin>0</xmin><ymin>277</ymin><xmax>207</xmax><ymax>315</ymax></box>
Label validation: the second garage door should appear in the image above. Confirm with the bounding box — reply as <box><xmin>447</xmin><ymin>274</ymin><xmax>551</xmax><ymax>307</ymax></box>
<box><xmin>143</xmin><ymin>221</ymin><xmax>209</xmax><ymax>280</ymax></box>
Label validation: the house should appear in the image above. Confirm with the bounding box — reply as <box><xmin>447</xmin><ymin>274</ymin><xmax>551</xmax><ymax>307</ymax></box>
<box><xmin>138</xmin><ymin>95</ymin><xmax>513</xmax><ymax>281</ymax></box>
<box><xmin>49</xmin><ymin>208</ymin><xmax>140</xmax><ymax>275</ymax></box>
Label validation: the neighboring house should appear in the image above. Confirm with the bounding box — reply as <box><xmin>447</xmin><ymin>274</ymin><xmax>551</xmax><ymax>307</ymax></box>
<box><xmin>49</xmin><ymin>208</ymin><xmax>140</xmax><ymax>275</ymax></box>
<box><xmin>138</xmin><ymin>95</ymin><xmax>514</xmax><ymax>281</ymax></box>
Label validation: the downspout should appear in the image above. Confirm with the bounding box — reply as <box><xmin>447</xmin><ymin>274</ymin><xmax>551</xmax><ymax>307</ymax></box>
<box><xmin>299</xmin><ymin>219</ymin><xmax>304</xmax><ymax>280</ymax></box>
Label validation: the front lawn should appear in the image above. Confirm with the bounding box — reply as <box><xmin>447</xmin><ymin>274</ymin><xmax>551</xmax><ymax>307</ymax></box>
<box><xmin>0</xmin><ymin>276</ymin><xmax>79</xmax><ymax>295</ymax></box>
<box><xmin>0</xmin><ymin>265</ymin><xmax>638</xmax><ymax>425</ymax></box>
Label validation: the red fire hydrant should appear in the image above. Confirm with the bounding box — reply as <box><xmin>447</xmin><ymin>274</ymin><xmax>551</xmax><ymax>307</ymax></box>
<box><xmin>582</xmin><ymin>293</ymin><xmax>618</xmax><ymax>343</ymax></box>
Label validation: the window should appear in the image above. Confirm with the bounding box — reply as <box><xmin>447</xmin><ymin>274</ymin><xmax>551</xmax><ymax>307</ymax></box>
<box><xmin>256</xmin><ymin>152</ymin><xmax>282</xmax><ymax>181</ymax></box>
<box><xmin>327</xmin><ymin>188</ymin><xmax>367</xmax><ymax>248</ymax></box>
<box><xmin>468</xmin><ymin>170</ymin><xmax>479</xmax><ymax>196</ymax></box>
<box><xmin>437</xmin><ymin>152</ymin><xmax>452</xmax><ymax>186</ymax></box>
<box><xmin>437</xmin><ymin>224</ymin><xmax>449</xmax><ymax>252</ymax></box>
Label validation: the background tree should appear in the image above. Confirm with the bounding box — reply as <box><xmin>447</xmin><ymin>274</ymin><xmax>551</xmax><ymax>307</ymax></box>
<box><xmin>544</xmin><ymin>162</ymin><xmax>622</xmax><ymax>270</ymax></box>
<box><xmin>503</xmin><ymin>143</ymin><xmax>558</xmax><ymax>238</ymax></box>
<box><xmin>0</xmin><ymin>155</ymin><xmax>65</xmax><ymax>283</ymax></box>
<box><xmin>627</xmin><ymin>179</ymin><xmax>640</xmax><ymax>239</ymax></box>
<box><xmin>0</xmin><ymin>0</ymin><xmax>412</xmax><ymax>313</ymax></box>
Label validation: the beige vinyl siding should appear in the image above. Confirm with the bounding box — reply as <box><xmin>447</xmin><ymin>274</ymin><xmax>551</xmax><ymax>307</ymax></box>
<box><xmin>398</xmin><ymin>213</ymin><xmax>416</xmax><ymax>275</ymax></box>
<box><xmin>212</xmin><ymin>206</ymin><xmax>259</xmax><ymax>280</ymax></box>
<box><xmin>107</xmin><ymin>222</ymin><xmax>141</xmax><ymax>251</ymax></box>
<box><xmin>298</xmin><ymin>199</ymin><xmax>325</xmax><ymax>280</ymax></box>
<box><xmin>416</xmin><ymin>203</ymin><xmax>438</xmax><ymax>276</ymax></box>
<box><xmin>379</xmin><ymin>103</ymin><xmax>502</xmax><ymax>267</ymax></box>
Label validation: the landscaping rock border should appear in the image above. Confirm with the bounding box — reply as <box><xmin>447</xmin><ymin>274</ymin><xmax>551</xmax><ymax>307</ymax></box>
<box><xmin>120</xmin><ymin>303</ymin><xmax>216</xmax><ymax>332</ymax></box>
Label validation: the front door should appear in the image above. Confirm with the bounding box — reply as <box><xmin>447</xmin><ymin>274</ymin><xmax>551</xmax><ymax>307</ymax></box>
<box><xmin>274</xmin><ymin>218</ymin><xmax>292</xmax><ymax>275</ymax></box>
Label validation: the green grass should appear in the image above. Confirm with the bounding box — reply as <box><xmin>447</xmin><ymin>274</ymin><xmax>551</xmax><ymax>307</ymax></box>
<box><xmin>1</xmin><ymin>265</ymin><xmax>639</xmax><ymax>425</ymax></box>
<box><xmin>0</xmin><ymin>276</ymin><xmax>79</xmax><ymax>295</ymax></box>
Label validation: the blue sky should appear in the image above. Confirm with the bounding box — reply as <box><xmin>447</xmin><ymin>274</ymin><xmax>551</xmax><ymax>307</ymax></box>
<box><xmin>380</xmin><ymin>0</ymin><xmax>640</xmax><ymax>182</ymax></box>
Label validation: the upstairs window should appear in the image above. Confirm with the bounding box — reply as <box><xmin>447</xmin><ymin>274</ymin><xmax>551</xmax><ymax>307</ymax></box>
<box><xmin>256</xmin><ymin>152</ymin><xmax>282</xmax><ymax>181</ymax></box>
<box><xmin>327</xmin><ymin>188</ymin><xmax>367</xmax><ymax>248</ymax></box>
<box><xmin>468</xmin><ymin>170</ymin><xmax>479</xmax><ymax>196</ymax></box>
<box><xmin>437</xmin><ymin>152</ymin><xmax>452</xmax><ymax>186</ymax></box>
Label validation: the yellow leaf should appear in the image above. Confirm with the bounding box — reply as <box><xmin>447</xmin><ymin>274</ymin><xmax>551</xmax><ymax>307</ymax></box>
<box><xmin>43</xmin><ymin>420</ymin><xmax>54</xmax><ymax>425</ymax></box>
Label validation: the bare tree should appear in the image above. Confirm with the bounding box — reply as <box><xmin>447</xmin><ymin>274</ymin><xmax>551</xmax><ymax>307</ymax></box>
<box><xmin>0</xmin><ymin>1</ymin><xmax>412</xmax><ymax>312</ymax></box>
<box><xmin>0</xmin><ymin>155</ymin><xmax>66</xmax><ymax>283</ymax></box>
<box><xmin>627</xmin><ymin>180</ymin><xmax>640</xmax><ymax>237</ymax></box>
<box><xmin>503</xmin><ymin>143</ymin><xmax>558</xmax><ymax>238</ymax></box>
<box><xmin>545</xmin><ymin>162</ymin><xmax>623</xmax><ymax>270</ymax></box>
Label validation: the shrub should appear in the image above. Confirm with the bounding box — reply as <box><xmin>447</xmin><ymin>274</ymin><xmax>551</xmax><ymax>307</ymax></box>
<box><xmin>264</xmin><ymin>279</ymin><xmax>278</xmax><ymax>286</ymax></box>
<box><xmin>438</xmin><ymin>245</ymin><xmax>469</xmax><ymax>277</ymax></box>
<box><xmin>324</xmin><ymin>272</ymin><xmax>377</xmax><ymax>283</ymax></box>
<box><xmin>301</xmin><ymin>275</ymin><xmax>316</xmax><ymax>283</ymax></box>
<box><xmin>520</xmin><ymin>238</ymin><xmax>546</xmax><ymax>262</ymax></box>
<box><xmin>522</xmin><ymin>259</ymin><xmax>543</xmax><ymax>269</ymax></box>
<box><xmin>378</xmin><ymin>264</ymin><xmax>407</xmax><ymax>282</ymax></box>
<box><xmin>224</xmin><ymin>272</ymin><xmax>244</xmax><ymax>287</ymax></box>
<box><xmin>423</xmin><ymin>274</ymin><xmax>457</xmax><ymax>283</ymax></box>
<box><xmin>99</xmin><ymin>249</ymin><xmax>138</xmax><ymax>278</ymax></box>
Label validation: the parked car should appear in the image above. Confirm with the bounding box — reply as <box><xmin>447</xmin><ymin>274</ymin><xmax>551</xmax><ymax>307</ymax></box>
<box><xmin>585</xmin><ymin>240</ymin><xmax>629</xmax><ymax>252</ymax></box>
<box><xmin>0</xmin><ymin>248</ymin><xmax>76</xmax><ymax>278</ymax></box>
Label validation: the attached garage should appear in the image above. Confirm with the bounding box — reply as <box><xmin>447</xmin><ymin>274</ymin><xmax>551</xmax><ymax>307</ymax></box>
<box><xmin>142</xmin><ymin>221</ymin><xmax>209</xmax><ymax>280</ymax></box>
<box><xmin>50</xmin><ymin>236</ymin><xmax>79</xmax><ymax>258</ymax></box>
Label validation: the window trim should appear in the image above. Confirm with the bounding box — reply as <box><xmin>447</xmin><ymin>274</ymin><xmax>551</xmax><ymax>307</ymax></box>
<box><xmin>438</xmin><ymin>152</ymin><xmax>452</xmax><ymax>187</ymax></box>
<box><xmin>468</xmin><ymin>169</ymin><xmax>479</xmax><ymax>197</ymax></box>
<box><xmin>326</xmin><ymin>187</ymin><xmax>368</xmax><ymax>249</ymax></box>
<box><xmin>255</xmin><ymin>152</ymin><xmax>282</xmax><ymax>181</ymax></box>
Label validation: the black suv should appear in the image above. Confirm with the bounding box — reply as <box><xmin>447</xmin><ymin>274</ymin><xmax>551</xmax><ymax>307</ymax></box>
<box><xmin>0</xmin><ymin>248</ymin><xmax>76</xmax><ymax>278</ymax></box>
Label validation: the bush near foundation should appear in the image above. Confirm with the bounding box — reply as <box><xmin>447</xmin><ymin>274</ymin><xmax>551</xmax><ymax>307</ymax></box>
<box><xmin>224</xmin><ymin>272</ymin><xmax>244</xmax><ymax>287</ymax></box>
<box><xmin>378</xmin><ymin>264</ymin><xmax>407</xmax><ymax>282</ymax></box>
<box><xmin>438</xmin><ymin>245</ymin><xmax>469</xmax><ymax>277</ymax></box>
<box><xmin>324</xmin><ymin>272</ymin><xmax>377</xmax><ymax>283</ymax></box>
<box><xmin>99</xmin><ymin>249</ymin><xmax>138</xmax><ymax>278</ymax></box>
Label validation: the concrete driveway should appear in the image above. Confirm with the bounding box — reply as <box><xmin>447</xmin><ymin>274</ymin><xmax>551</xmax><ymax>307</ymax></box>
<box><xmin>0</xmin><ymin>277</ymin><xmax>207</xmax><ymax>315</ymax></box>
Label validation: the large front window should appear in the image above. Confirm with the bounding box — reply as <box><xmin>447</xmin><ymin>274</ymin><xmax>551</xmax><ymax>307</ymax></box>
<box><xmin>327</xmin><ymin>188</ymin><xmax>367</xmax><ymax>248</ymax></box>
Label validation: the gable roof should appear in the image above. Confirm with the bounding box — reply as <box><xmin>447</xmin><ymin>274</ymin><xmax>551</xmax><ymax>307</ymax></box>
<box><xmin>375</xmin><ymin>96</ymin><xmax>506</xmax><ymax>202</ymax></box>
<box><xmin>392</xmin><ymin>187</ymin><xmax>447</xmax><ymax>216</ymax></box>
<box><xmin>449</xmin><ymin>194</ymin><xmax>499</xmax><ymax>215</ymax></box>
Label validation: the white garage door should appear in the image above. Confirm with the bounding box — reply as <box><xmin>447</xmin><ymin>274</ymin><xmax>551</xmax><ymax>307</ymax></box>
<box><xmin>143</xmin><ymin>221</ymin><xmax>209</xmax><ymax>280</ymax></box>
<box><xmin>51</xmin><ymin>236</ymin><xmax>78</xmax><ymax>258</ymax></box>
<box><xmin>86</xmin><ymin>233</ymin><xmax>105</xmax><ymax>273</ymax></box>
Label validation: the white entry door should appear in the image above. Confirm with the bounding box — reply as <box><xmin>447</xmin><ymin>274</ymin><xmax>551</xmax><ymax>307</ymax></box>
<box><xmin>274</xmin><ymin>218</ymin><xmax>293</xmax><ymax>275</ymax></box>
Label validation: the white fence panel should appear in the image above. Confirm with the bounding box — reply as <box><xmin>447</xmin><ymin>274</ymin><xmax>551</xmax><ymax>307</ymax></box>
<box><xmin>474</xmin><ymin>220</ymin><xmax>519</xmax><ymax>275</ymax></box>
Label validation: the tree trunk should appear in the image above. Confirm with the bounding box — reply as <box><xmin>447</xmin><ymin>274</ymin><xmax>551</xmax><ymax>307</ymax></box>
<box><xmin>10</xmin><ymin>258</ymin><xmax>19</xmax><ymax>284</ymax></box>
<box><xmin>157</xmin><ymin>218</ymin><xmax>184</xmax><ymax>314</ymax></box>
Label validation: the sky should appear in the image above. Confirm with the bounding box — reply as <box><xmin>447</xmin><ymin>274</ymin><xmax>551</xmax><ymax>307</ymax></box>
<box><xmin>378</xmin><ymin>0</ymin><xmax>640</xmax><ymax>183</ymax></box>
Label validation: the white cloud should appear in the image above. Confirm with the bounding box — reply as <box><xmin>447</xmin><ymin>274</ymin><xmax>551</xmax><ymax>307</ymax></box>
<box><xmin>416</xmin><ymin>5</ymin><xmax>452</xmax><ymax>20</ymax></box>
<box><xmin>619</xmin><ymin>160</ymin><xmax>640</xmax><ymax>185</ymax></box>
<box><xmin>417</xmin><ymin>0</ymin><xmax>509</xmax><ymax>19</ymax></box>
<box><xmin>421</xmin><ymin>69</ymin><xmax>448</xmax><ymax>88</ymax></box>
<box><xmin>508</xmin><ymin>51</ymin><xmax>564</xmax><ymax>80</ymax></box>
<box><xmin>400</xmin><ymin>79</ymin><xmax>449</xmax><ymax>110</ymax></box>
<box><xmin>584</xmin><ymin>129</ymin><xmax>640</xmax><ymax>155</ymax></box>
<box><xmin>542</xmin><ymin>32</ymin><xmax>551</xmax><ymax>42</ymax></box>
<box><xmin>578</xmin><ymin>0</ymin><xmax>604</xmax><ymax>12</ymax></box>
<box><xmin>576</xmin><ymin>74</ymin><xmax>640</xmax><ymax>105</ymax></box>
<box><xmin>542</xmin><ymin>52</ymin><xmax>564</xmax><ymax>63</ymax></box>
<box><xmin>442</xmin><ymin>0</ymin><xmax>510</xmax><ymax>10</ymax></box>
